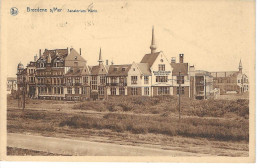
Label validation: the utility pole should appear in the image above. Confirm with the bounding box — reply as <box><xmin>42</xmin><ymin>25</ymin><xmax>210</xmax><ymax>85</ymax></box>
<box><xmin>178</xmin><ymin>71</ymin><xmax>181</xmax><ymax>120</ymax></box>
<box><xmin>23</xmin><ymin>77</ymin><xmax>26</xmax><ymax>111</ymax></box>
<box><xmin>204</xmin><ymin>77</ymin><xmax>207</xmax><ymax>99</ymax></box>
<box><xmin>18</xmin><ymin>86</ymin><xmax>20</xmax><ymax>108</ymax></box>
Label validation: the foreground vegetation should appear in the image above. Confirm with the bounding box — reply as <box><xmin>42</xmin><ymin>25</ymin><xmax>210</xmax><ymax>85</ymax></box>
<box><xmin>73</xmin><ymin>96</ymin><xmax>249</xmax><ymax>118</ymax></box>
<box><xmin>60</xmin><ymin>113</ymin><xmax>248</xmax><ymax>141</ymax></box>
<box><xmin>7</xmin><ymin>96</ymin><xmax>249</xmax><ymax>142</ymax></box>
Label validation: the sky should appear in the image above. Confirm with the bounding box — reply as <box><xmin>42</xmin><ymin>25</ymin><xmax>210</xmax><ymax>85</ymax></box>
<box><xmin>2</xmin><ymin>0</ymin><xmax>255</xmax><ymax>77</ymax></box>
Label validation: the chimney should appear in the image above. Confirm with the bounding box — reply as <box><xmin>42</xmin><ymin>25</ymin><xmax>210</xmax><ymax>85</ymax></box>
<box><xmin>171</xmin><ymin>57</ymin><xmax>176</xmax><ymax>63</ymax></box>
<box><xmin>79</xmin><ymin>48</ymin><xmax>81</xmax><ymax>55</ymax></box>
<box><xmin>179</xmin><ymin>54</ymin><xmax>184</xmax><ymax>63</ymax></box>
<box><xmin>34</xmin><ymin>54</ymin><xmax>38</xmax><ymax>62</ymax></box>
<box><xmin>39</xmin><ymin>49</ymin><xmax>41</xmax><ymax>57</ymax></box>
<box><xmin>106</xmin><ymin>60</ymin><xmax>109</xmax><ymax>65</ymax></box>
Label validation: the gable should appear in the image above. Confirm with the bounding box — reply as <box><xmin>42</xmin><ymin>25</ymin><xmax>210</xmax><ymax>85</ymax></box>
<box><xmin>150</xmin><ymin>52</ymin><xmax>172</xmax><ymax>72</ymax></box>
<box><xmin>128</xmin><ymin>63</ymin><xmax>142</xmax><ymax>75</ymax></box>
<box><xmin>98</xmin><ymin>64</ymin><xmax>108</xmax><ymax>75</ymax></box>
<box><xmin>65</xmin><ymin>48</ymin><xmax>86</xmax><ymax>67</ymax></box>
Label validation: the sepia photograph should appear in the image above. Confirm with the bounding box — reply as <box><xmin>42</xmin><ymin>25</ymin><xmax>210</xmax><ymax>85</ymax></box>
<box><xmin>0</xmin><ymin>0</ymin><xmax>256</xmax><ymax>163</ymax></box>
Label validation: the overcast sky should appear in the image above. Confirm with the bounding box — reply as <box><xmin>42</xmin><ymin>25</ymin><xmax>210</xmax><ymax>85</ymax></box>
<box><xmin>3</xmin><ymin>0</ymin><xmax>255</xmax><ymax>77</ymax></box>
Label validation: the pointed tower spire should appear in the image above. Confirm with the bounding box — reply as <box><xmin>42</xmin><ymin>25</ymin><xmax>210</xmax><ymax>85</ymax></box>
<box><xmin>150</xmin><ymin>26</ymin><xmax>157</xmax><ymax>54</ymax></box>
<box><xmin>98</xmin><ymin>48</ymin><xmax>103</xmax><ymax>65</ymax></box>
<box><xmin>47</xmin><ymin>53</ymin><xmax>51</xmax><ymax>63</ymax></box>
<box><xmin>239</xmin><ymin>59</ymin><xmax>242</xmax><ymax>73</ymax></box>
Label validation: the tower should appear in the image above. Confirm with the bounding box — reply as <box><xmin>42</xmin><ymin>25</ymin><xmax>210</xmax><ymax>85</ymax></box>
<box><xmin>150</xmin><ymin>26</ymin><xmax>157</xmax><ymax>54</ymax></box>
<box><xmin>17</xmin><ymin>62</ymin><xmax>24</xmax><ymax>74</ymax></box>
<box><xmin>47</xmin><ymin>53</ymin><xmax>52</xmax><ymax>63</ymax></box>
<box><xmin>98</xmin><ymin>48</ymin><xmax>103</xmax><ymax>65</ymax></box>
<box><xmin>239</xmin><ymin>59</ymin><xmax>242</xmax><ymax>73</ymax></box>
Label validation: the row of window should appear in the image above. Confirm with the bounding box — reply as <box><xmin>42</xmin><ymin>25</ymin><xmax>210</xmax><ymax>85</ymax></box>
<box><xmin>38</xmin><ymin>78</ymin><xmax>63</xmax><ymax>84</ymax></box>
<box><xmin>38</xmin><ymin>87</ymin><xmax>64</xmax><ymax>94</ymax></box>
<box><xmin>37</xmin><ymin>71</ymin><xmax>64</xmax><ymax>76</ymax></box>
<box><xmin>37</xmin><ymin>62</ymin><xmax>64</xmax><ymax>68</ymax></box>
<box><xmin>35</xmin><ymin>75</ymin><xmax>185</xmax><ymax>86</ymax></box>
<box><xmin>37</xmin><ymin>86</ymin><xmax>185</xmax><ymax>96</ymax></box>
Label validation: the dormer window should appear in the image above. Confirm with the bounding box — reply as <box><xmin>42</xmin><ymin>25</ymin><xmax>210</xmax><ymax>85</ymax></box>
<box><xmin>122</xmin><ymin>68</ymin><xmax>126</xmax><ymax>71</ymax></box>
<box><xmin>75</xmin><ymin>56</ymin><xmax>77</xmax><ymax>60</ymax></box>
<box><xmin>133</xmin><ymin>68</ymin><xmax>135</xmax><ymax>71</ymax></box>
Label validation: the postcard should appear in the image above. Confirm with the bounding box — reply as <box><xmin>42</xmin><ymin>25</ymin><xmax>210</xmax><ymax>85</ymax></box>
<box><xmin>0</xmin><ymin>0</ymin><xmax>255</xmax><ymax>162</ymax></box>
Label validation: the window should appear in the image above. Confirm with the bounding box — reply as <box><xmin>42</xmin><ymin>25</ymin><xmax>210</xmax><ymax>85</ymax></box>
<box><xmin>91</xmin><ymin>76</ymin><xmax>97</xmax><ymax>90</ymax></box>
<box><xmin>111</xmin><ymin>77</ymin><xmax>117</xmax><ymax>84</ymax></box>
<box><xmin>82</xmin><ymin>87</ymin><xmax>88</xmax><ymax>95</ymax></box>
<box><xmin>83</xmin><ymin>76</ymin><xmax>88</xmax><ymax>83</ymax></box>
<box><xmin>75</xmin><ymin>87</ymin><xmax>79</xmax><ymax>94</ymax></box>
<box><xmin>67</xmin><ymin>87</ymin><xmax>72</xmax><ymax>94</ymax></box>
<box><xmin>75</xmin><ymin>77</ymin><xmax>80</xmax><ymax>84</ymax></box>
<box><xmin>131</xmin><ymin>88</ymin><xmax>137</xmax><ymax>95</ymax></box>
<box><xmin>177</xmin><ymin>87</ymin><xmax>185</xmax><ymax>95</ymax></box>
<box><xmin>119</xmin><ymin>87</ymin><xmax>125</xmax><ymax>95</ymax></box>
<box><xmin>144</xmin><ymin>87</ymin><xmax>149</xmax><ymax>96</ymax></box>
<box><xmin>158</xmin><ymin>87</ymin><xmax>170</xmax><ymax>95</ymax></box>
<box><xmin>119</xmin><ymin>77</ymin><xmax>127</xmax><ymax>86</ymax></box>
<box><xmin>238</xmin><ymin>80</ymin><xmax>240</xmax><ymax>83</ymax></box>
<box><xmin>177</xmin><ymin>76</ymin><xmax>184</xmax><ymax>84</ymax></box>
<box><xmin>131</xmin><ymin>76</ymin><xmax>137</xmax><ymax>84</ymax></box>
<box><xmin>100</xmin><ymin>75</ymin><xmax>106</xmax><ymax>84</ymax></box>
<box><xmin>74</xmin><ymin>62</ymin><xmax>78</xmax><ymax>67</ymax></box>
<box><xmin>98</xmin><ymin>87</ymin><xmax>104</xmax><ymax>95</ymax></box>
<box><xmin>158</xmin><ymin>64</ymin><xmax>165</xmax><ymax>71</ymax></box>
<box><xmin>144</xmin><ymin>76</ymin><xmax>149</xmax><ymax>84</ymax></box>
<box><xmin>122</xmin><ymin>68</ymin><xmax>126</xmax><ymax>71</ymax></box>
<box><xmin>67</xmin><ymin>78</ymin><xmax>72</xmax><ymax>85</ymax></box>
<box><xmin>111</xmin><ymin>88</ymin><xmax>116</xmax><ymax>95</ymax></box>
<box><xmin>156</xmin><ymin>76</ymin><xmax>168</xmax><ymax>82</ymax></box>
<box><xmin>114</xmin><ymin>68</ymin><xmax>117</xmax><ymax>71</ymax></box>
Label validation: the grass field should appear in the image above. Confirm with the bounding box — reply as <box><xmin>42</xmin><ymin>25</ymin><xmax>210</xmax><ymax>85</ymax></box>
<box><xmin>7</xmin><ymin>95</ymin><xmax>249</xmax><ymax>156</ymax></box>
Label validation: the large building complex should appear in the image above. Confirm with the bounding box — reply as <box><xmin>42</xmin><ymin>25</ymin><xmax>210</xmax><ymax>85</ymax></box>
<box><xmin>16</xmin><ymin>28</ymin><xmax>248</xmax><ymax>101</ymax></box>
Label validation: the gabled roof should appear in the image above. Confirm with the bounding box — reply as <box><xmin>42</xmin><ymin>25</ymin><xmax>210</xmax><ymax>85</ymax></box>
<box><xmin>107</xmin><ymin>64</ymin><xmax>131</xmax><ymax>76</ymax></box>
<box><xmin>41</xmin><ymin>49</ymin><xmax>68</xmax><ymax>60</ymax></box>
<box><xmin>90</xmin><ymin>64</ymin><xmax>109</xmax><ymax>75</ymax></box>
<box><xmin>81</xmin><ymin>65</ymin><xmax>91</xmax><ymax>75</ymax></box>
<box><xmin>171</xmin><ymin>63</ymin><xmax>188</xmax><ymax>76</ymax></box>
<box><xmin>136</xmin><ymin>63</ymin><xmax>151</xmax><ymax>75</ymax></box>
<box><xmin>65</xmin><ymin>67</ymin><xmax>83</xmax><ymax>76</ymax></box>
<box><xmin>65</xmin><ymin>48</ymin><xmax>86</xmax><ymax>62</ymax></box>
<box><xmin>140</xmin><ymin>52</ymin><xmax>161</xmax><ymax>67</ymax></box>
